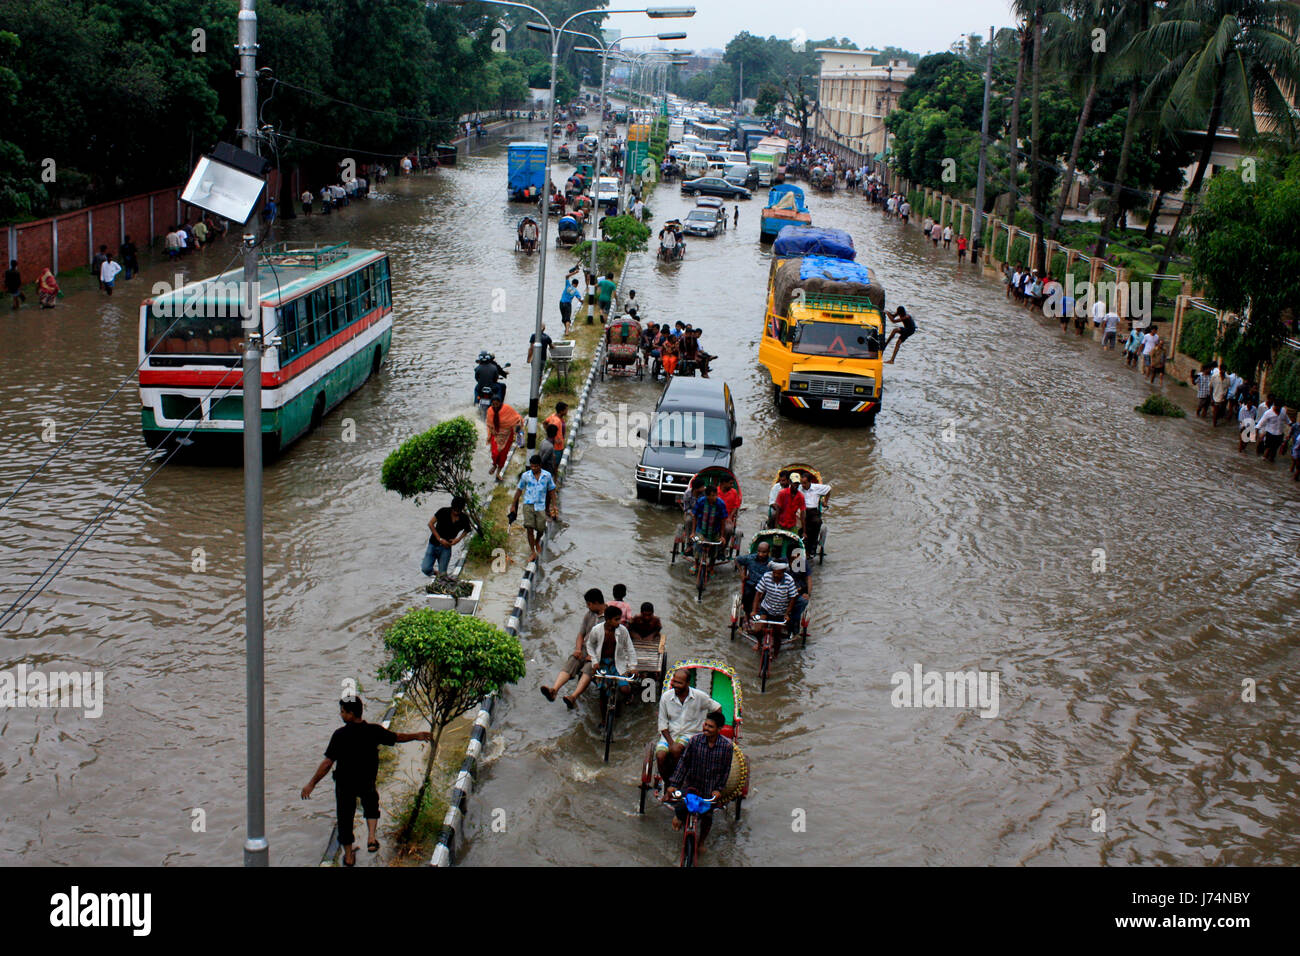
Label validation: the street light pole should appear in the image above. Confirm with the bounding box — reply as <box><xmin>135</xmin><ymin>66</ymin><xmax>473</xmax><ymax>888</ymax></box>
<box><xmin>236</xmin><ymin>0</ymin><xmax>267</xmax><ymax>868</ymax></box>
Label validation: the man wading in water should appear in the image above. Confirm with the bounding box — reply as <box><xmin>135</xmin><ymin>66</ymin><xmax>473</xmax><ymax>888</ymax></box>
<box><xmin>301</xmin><ymin>697</ymin><xmax>431</xmax><ymax>867</ymax></box>
<box><xmin>882</xmin><ymin>305</ymin><xmax>916</xmax><ymax>364</ymax></box>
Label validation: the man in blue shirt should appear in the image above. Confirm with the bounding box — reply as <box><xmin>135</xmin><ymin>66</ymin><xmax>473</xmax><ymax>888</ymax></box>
<box><xmin>691</xmin><ymin>485</ymin><xmax>728</xmax><ymax>566</ymax></box>
<box><xmin>509</xmin><ymin>455</ymin><xmax>557</xmax><ymax>563</ymax></box>
<box><xmin>559</xmin><ymin>274</ymin><xmax>581</xmax><ymax>334</ymax></box>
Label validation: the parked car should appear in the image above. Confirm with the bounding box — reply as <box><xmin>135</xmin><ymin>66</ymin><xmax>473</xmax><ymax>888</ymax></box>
<box><xmin>724</xmin><ymin>163</ymin><xmax>760</xmax><ymax>190</ymax></box>
<box><xmin>680</xmin><ymin>176</ymin><xmax>752</xmax><ymax>199</ymax></box>
<box><xmin>635</xmin><ymin>377</ymin><xmax>743</xmax><ymax>502</ymax></box>
<box><xmin>683</xmin><ymin>206</ymin><xmax>727</xmax><ymax>237</ymax></box>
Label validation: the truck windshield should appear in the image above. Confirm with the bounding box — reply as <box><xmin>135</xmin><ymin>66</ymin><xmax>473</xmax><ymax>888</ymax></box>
<box><xmin>791</xmin><ymin>322</ymin><xmax>881</xmax><ymax>358</ymax></box>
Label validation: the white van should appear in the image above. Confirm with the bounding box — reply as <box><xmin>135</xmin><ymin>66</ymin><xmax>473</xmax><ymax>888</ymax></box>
<box><xmin>683</xmin><ymin>153</ymin><xmax>709</xmax><ymax>178</ymax></box>
<box><xmin>750</xmin><ymin>160</ymin><xmax>774</xmax><ymax>186</ymax></box>
<box><xmin>721</xmin><ymin>150</ymin><xmax>748</xmax><ymax>166</ymax></box>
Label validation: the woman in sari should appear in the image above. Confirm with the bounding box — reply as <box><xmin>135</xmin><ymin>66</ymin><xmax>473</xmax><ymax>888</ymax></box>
<box><xmin>36</xmin><ymin>268</ymin><xmax>59</xmax><ymax>308</ymax></box>
<box><xmin>486</xmin><ymin>396</ymin><xmax>523</xmax><ymax>481</ymax></box>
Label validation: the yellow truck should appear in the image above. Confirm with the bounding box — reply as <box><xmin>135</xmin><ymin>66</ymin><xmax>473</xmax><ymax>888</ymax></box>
<box><xmin>758</xmin><ymin>228</ymin><xmax>885</xmax><ymax>423</ymax></box>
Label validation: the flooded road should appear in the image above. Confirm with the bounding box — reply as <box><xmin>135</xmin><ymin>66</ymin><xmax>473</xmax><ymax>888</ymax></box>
<box><xmin>3</xmin><ymin>127</ymin><xmax>1297</xmax><ymax>865</ymax></box>
<box><xmin>462</xmin><ymin>171</ymin><xmax>1300</xmax><ymax>865</ymax></box>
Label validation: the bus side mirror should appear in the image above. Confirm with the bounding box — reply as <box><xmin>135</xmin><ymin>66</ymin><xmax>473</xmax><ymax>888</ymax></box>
<box><xmin>731</xmin><ymin>436</ymin><xmax>743</xmax><ymax>448</ymax></box>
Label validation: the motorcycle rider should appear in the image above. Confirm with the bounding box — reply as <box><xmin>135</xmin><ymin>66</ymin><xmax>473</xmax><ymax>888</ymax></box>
<box><xmin>473</xmin><ymin>350</ymin><xmax>508</xmax><ymax>405</ymax></box>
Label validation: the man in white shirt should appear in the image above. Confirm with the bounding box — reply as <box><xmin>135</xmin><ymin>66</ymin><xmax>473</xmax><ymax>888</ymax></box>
<box><xmin>565</xmin><ymin>606</ymin><xmax>636</xmax><ymax>709</ymax></box>
<box><xmin>1091</xmin><ymin>297</ymin><xmax>1106</xmax><ymax>328</ymax></box>
<box><xmin>1140</xmin><ymin>330</ymin><xmax>1157</xmax><ymax>374</ymax></box>
<box><xmin>99</xmin><ymin>254</ymin><xmax>122</xmax><ymax>296</ymax></box>
<box><xmin>1210</xmin><ymin>365</ymin><xmax>1229</xmax><ymax>426</ymax></box>
<box><xmin>1102</xmin><ymin>309</ymin><xmax>1120</xmax><ymax>349</ymax></box>
<box><xmin>795</xmin><ymin>473</ymin><xmax>831</xmax><ymax>561</ymax></box>
<box><xmin>655</xmin><ymin>668</ymin><xmax>722</xmax><ymax>779</ymax></box>
<box><xmin>942</xmin><ymin>224</ymin><xmax>953</xmax><ymax>247</ymax></box>
<box><xmin>1255</xmin><ymin>401</ymin><xmax>1292</xmax><ymax>461</ymax></box>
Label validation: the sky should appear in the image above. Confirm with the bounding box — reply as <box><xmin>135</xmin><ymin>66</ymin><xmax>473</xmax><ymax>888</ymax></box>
<box><xmin>611</xmin><ymin>0</ymin><xmax>1018</xmax><ymax>56</ymax></box>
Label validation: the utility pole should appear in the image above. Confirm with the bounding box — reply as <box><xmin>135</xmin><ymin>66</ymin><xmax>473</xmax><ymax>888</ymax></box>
<box><xmin>971</xmin><ymin>25</ymin><xmax>993</xmax><ymax>268</ymax></box>
<box><xmin>236</xmin><ymin>0</ymin><xmax>267</xmax><ymax>867</ymax></box>
<box><xmin>589</xmin><ymin>42</ymin><xmax>610</xmax><ymax>303</ymax></box>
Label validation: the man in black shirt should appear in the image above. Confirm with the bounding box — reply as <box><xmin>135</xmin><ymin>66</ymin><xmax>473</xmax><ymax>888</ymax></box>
<box><xmin>883</xmin><ymin>305</ymin><xmax>916</xmax><ymax>365</ymax></box>
<box><xmin>5</xmin><ymin>261</ymin><xmax>23</xmax><ymax>310</ymax></box>
<box><xmin>302</xmin><ymin>697</ymin><xmax>431</xmax><ymax>866</ymax></box>
<box><xmin>527</xmin><ymin>325</ymin><xmax>553</xmax><ymax>367</ymax></box>
<box><xmin>422</xmin><ymin>496</ymin><xmax>471</xmax><ymax>577</ymax></box>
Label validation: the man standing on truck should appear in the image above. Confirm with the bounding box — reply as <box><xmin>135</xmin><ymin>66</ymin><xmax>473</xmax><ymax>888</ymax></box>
<box><xmin>883</xmin><ymin>305</ymin><xmax>916</xmax><ymax>364</ymax></box>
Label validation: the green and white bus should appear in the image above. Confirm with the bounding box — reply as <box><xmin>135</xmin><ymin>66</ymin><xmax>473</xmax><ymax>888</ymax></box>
<box><xmin>138</xmin><ymin>242</ymin><xmax>393</xmax><ymax>455</ymax></box>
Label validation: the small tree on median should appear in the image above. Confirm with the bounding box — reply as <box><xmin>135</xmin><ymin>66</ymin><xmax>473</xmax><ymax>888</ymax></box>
<box><xmin>381</xmin><ymin>416</ymin><xmax>482</xmax><ymax>528</ymax></box>
<box><xmin>378</xmin><ymin>608</ymin><xmax>526</xmax><ymax>846</ymax></box>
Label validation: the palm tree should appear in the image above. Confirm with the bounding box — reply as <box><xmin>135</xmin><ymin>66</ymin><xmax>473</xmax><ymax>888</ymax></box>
<box><xmin>1046</xmin><ymin>0</ymin><xmax>1110</xmax><ymax>242</ymax></box>
<box><xmin>1006</xmin><ymin>19</ymin><xmax>1032</xmax><ymax>218</ymax></box>
<box><xmin>1135</xmin><ymin>0</ymin><xmax>1300</xmax><ymax>290</ymax></box>
<box><xmin>1093</xmin><ymin>1</ymin><xmax>1159</xmax><ymax>258</ymax></box>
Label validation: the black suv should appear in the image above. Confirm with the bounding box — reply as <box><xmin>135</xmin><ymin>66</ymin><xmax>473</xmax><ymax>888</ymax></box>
<box><xmin>636</xmin><ymin>377</ymin><xmax>743</xmax><ymax>502</ymax></box>
<box><xmin>724</xmin><ymin>163</ymin><xmax>760</xmax><ymax>190</ymax></box>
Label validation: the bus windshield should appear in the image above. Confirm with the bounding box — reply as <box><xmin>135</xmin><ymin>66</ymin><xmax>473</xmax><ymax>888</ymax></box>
<box><xmin>146</xmin><ymin>307</ymin><xmax>249</xmax><ymax>355</ymax></box>
<box><xmin>791</xmin><ymin>322</ymin><xmax>881</xmax><ymax>359</ymax></box>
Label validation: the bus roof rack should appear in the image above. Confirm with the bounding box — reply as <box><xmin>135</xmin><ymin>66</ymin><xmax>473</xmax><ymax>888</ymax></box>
<box><xmin>259</xmin><ymin>242</ymin><xmax>351</xmax><ymax>268</ymax></box>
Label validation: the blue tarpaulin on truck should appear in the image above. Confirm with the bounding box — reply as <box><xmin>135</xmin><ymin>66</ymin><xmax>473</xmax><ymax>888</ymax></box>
<box><xmin>798</xmin><ymin>255</ymin><xmax>878</xmax><ymax>286</ymax></box>
<box><xmin>773</xmin><ymin>226</ymin><xmax>855</xmax><ymax>260</ymax></box>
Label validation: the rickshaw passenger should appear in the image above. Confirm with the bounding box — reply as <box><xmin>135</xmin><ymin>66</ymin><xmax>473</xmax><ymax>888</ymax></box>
<box><xmin>661</xmin><ymin>336</ymin><xmax>679</xmax><ymax>376</ymax></box>
<box><xmin>719</xmin><ymin>478</ymin><xmax>741</xmax><ymax>542</ymax></box>
<box><xmin>772</xmin><ymin>475</ymin><xmax>806</xmax><ymax>533</ymax></box>
<box><xmin>656</xmin><ymin>668</ymin><xmax>722</xmax><ymax>781</ymax></box>
<box><xmin>735</xmin><ymin>539</ymin><xmax>772</xmax><ymax>612</ymax></box>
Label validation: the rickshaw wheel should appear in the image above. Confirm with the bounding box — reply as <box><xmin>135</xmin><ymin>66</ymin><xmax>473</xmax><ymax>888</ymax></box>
<box><xmin>638</xmin><ymin>783</ymin><xmax>649</xmax><ymax>815</ymax></box>
<box><xmin>734</xmin><ymin>797</ymin><xmax>743</xmax><ymax>822</ymax></box>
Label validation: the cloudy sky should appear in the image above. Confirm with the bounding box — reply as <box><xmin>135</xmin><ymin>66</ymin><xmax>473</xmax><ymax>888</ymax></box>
<box><xmin>612</xmin><ymin>0</ymin><xmax>1018</xmax><ymax>55</ymax></box>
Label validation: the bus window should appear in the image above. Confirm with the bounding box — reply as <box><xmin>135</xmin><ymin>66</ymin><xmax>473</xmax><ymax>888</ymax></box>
<box><xmin>328</xmin><ymin>280</ymin><xmax>345</xmax><ymax>333</ymax></box>
<box><xmin>312</xmin><ymin>286</ymin><xmax>330</xmax><ymax>344</ymax></box>
<box><xmin>361</xmin><ymin>266</ymin><xmax>376</xmax><ymax>312</ymax></box>
<box><xmin>347</xmin><ymin>272</ymin><xmax>363</xmax><ymax>323</ymax></box>
<box><xmin>298</xmin><ymin>295</ymin><xmax>317</xmax><ymax>351</ymax></box>
<box><xmin>279</xmin><ymin>300</ymin><xmax>300</xmax><ymax>360</ymax></box>
<box><xmin>375</xmin><ymin>258</ymin><xmax>391</xmax><ymax>309</ymax></box>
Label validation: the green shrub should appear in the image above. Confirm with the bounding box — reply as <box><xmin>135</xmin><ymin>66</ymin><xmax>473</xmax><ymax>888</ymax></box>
<box><xmin>466</xmin><ymin>523</ymin><xmax>507</xmax><ymax>562</ymax></box>
<box><xmin>1266</xmin><ymin>346</ymin><xmax>1300</xmax><ymax>408</ymax></box>
<box><xmin>1136</xmin><ymin>394</ymin><xmax>1186</xmax><ymax>417</ymax></box>
<box><xmin>381</xmin><ymin>417</ymin><xmax>482</xmax><ymax>524</ymax></box>
<box><xmin>1177</xmin><ymin>310</ymin><xmax>1218</xmax><ymax>365</ymax></box>
<box><xmin>600</xmin><ymin>214</ymin><xmax>650</xmax><ymax>253</ymax></box>
<box><xmin>572</xmin><ymin>239</ymin><xmax>624</xmax><ymax>273</ymax></box>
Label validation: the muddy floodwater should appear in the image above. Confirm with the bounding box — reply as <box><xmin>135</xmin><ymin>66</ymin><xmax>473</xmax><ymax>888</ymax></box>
<box><xmin>2</xmin><ymin>125</ymin><xmax>1298</xmax><ymax>865</ymax></box>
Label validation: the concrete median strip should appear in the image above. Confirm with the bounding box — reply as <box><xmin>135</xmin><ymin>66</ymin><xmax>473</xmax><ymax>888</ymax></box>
<box><xmin>428</xmin><ymin>253</ymin><xmax>631</xmax><ymax>866</ymax></box>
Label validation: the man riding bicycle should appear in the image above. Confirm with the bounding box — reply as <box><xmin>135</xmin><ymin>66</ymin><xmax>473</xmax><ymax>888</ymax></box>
<box><xmin>690</xmin><ymin>485</ymin><xmax>729</xmax><ymax>566</ymax></box>
<box><xmin>750</xmin><ymin>562</ymin><xmax>799</xmax><ymax>656</ymax></box>
<box><xmin>662</xmin><ymin>709</ymin><xmax>733</xmax><ymax>855</ymax></box>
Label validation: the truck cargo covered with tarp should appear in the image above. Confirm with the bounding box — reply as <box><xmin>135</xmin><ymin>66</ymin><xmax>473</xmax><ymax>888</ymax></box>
<box><xmin>771</xmin><ymin>255</ymin><xmax>885</xmax><ymax>317</ymax></box>
<box><xmin>759</xmin><ymin>184</ymin><xmax>811</xmax><ymax>240</ymax></box>
<box><xmin>772</xmin><ymin>226</ymin><xmax>855</xmax><ymax>260</ymax></box>
<box><xmin>507</xmin><ymin>142</ymin><xmax>548</xmax><ymax>200</ymax></box>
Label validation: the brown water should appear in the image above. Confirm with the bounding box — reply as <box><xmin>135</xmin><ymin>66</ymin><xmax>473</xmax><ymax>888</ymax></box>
<box><xmin>3</xmin><ymin>127</ymin><xmax>1298</xmax><ymax>866</ymax></box>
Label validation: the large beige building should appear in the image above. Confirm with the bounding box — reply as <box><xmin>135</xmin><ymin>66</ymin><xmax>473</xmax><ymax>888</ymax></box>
<box><xmin>811</xmin><ymin>49</ymin><xmax>915</xmax><ymax>163</ymax></box>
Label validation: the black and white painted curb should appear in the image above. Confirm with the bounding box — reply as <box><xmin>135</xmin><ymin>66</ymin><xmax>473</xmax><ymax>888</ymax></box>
<box><xmin>430</xmin><ymin>254</ymin><xmax>631</xmax><ymax>866</ymax></box>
